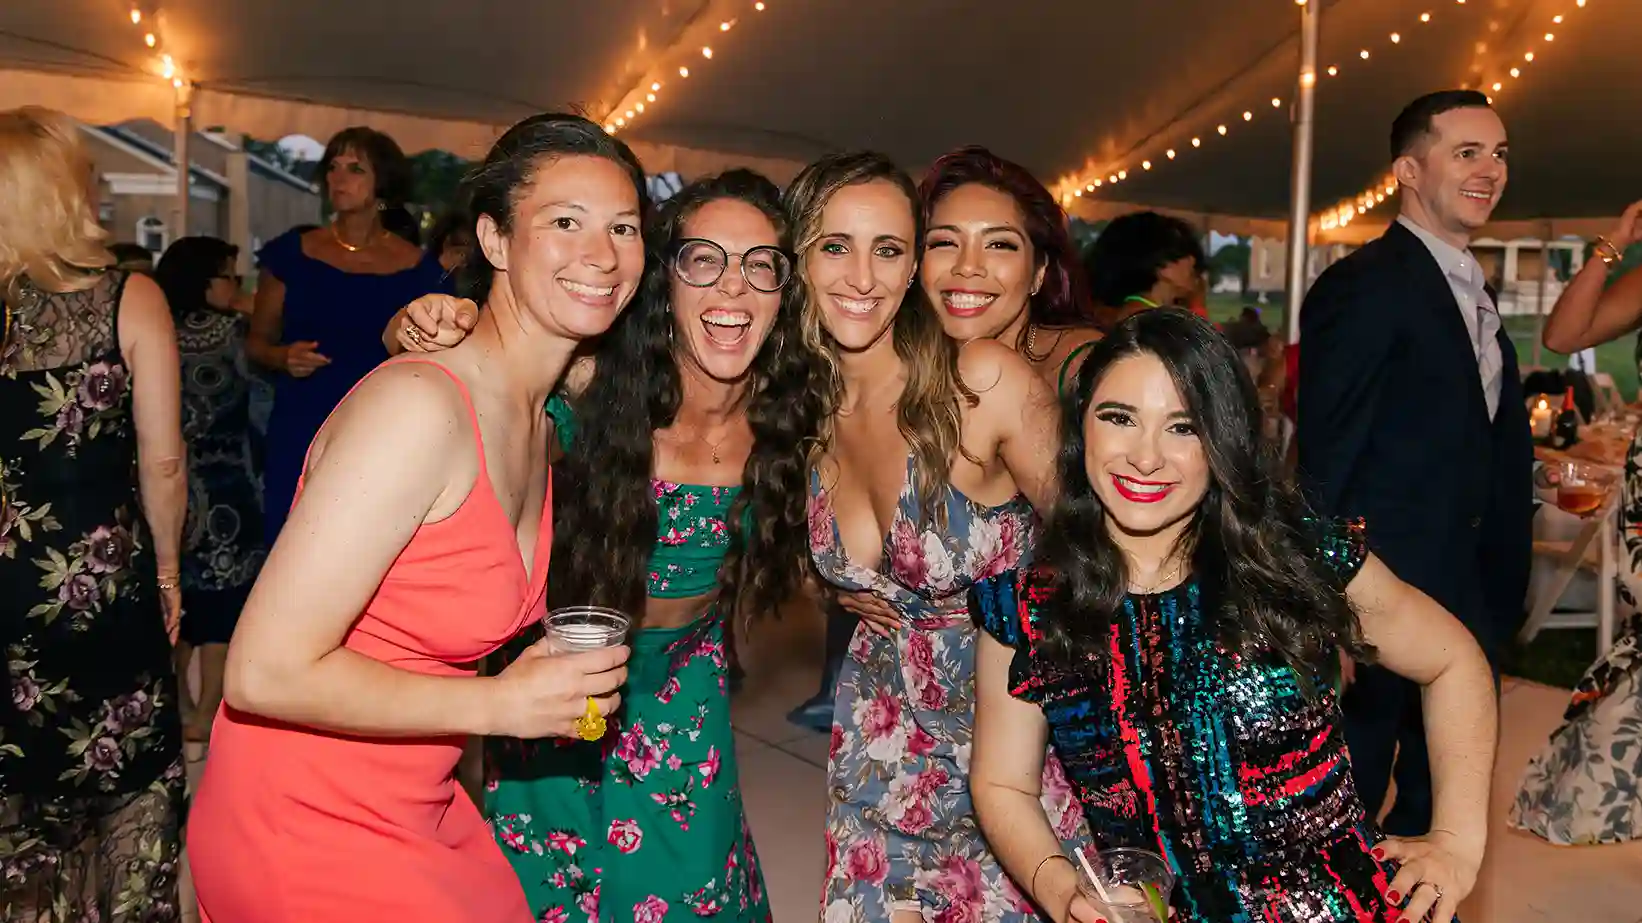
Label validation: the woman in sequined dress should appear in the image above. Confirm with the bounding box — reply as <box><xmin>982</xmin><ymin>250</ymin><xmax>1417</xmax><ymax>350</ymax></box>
<box><xmin>970</xmin><ymin>311</ymin><xmax>1498</xmax><ymax>923</ymax></box>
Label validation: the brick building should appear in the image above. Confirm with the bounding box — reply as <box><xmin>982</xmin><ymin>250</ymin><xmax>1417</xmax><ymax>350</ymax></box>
<box><xmin>79</xmin><ymin>119</ymin><xmax>320</xmax><ymax>262</ymax></box>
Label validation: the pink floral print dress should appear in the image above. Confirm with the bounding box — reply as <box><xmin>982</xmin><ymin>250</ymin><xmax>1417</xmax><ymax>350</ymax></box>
<box><xmin>808</xmin><ymin>459</ymin><xmax>1089</xmax><ymax>923</ymax></box>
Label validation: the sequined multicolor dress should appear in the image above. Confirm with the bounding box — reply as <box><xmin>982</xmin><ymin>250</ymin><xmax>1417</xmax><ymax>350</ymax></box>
<box><xmin>973</xmin><ymin>520</ymin><xmax>1403</xmax><ymax>923</ymax></box>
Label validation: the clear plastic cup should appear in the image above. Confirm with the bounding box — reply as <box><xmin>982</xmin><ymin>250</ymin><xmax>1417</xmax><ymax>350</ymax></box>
<box><xmin>1073</xmin><ymin>848</ymin><xmax>1175</xmax><ymax>923</ymax></box>
<box><xmin>543</xmin><ymin>606</ymin><xmax>631</xmax><ymax>653</ymax></box>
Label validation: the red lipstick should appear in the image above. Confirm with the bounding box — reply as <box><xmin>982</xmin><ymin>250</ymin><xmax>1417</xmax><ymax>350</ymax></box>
<box><xmin>1111</xmin><ymin>474</ymin><xmax>1175</xmax><ymax>504</ymax></box>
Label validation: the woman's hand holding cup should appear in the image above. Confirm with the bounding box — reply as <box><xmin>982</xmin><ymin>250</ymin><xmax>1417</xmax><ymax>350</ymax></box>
<box><xmin>489</xmin><ymin>641</ymin><xmax>628</xmax><ymax>740</ymax></box>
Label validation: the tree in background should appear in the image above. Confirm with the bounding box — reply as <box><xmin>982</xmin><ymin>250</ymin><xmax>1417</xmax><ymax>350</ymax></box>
<box><xmin>1208</xmin><ymin>237</ymin><xmax>1251</xmax><ymax>299</ymax></box>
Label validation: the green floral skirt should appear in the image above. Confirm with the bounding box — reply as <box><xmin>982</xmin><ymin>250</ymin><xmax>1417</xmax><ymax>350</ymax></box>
<box><xmin>485</xmin><ymin>611</ymin><xmax>770</xmax><ymax>923</ymax></box>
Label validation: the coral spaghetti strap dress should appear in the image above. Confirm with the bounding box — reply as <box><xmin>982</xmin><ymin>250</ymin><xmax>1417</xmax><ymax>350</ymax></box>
<box><xmin>187</xmin><ymin>359</ymin><xmax>542</xmax><ymax>922</ymax></box>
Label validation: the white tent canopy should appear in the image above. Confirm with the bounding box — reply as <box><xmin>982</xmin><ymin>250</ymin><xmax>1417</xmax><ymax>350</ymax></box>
<box><xmin>2</xmin><ymin>0</ymin><xmax>1635</xmax><ymax>240</ymax></box>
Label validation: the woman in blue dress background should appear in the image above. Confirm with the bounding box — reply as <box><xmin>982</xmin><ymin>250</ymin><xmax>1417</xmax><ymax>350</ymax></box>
<box><xmin>245</xmin><ymin>127</ymin><xmax>449</xmax><ymax>542</ymax></box>
<box><xmin>970</xmin><ymin>311</ymin><xmax>1497</xmax><ymax>923</ymax></box>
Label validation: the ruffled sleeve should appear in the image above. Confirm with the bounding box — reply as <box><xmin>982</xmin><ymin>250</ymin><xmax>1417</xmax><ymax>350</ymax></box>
<box><xmin>969</xmin><ymin>569</ymin><xmax>1044</xmax><ymax>702</ymax></box>
<box><xmin>253</xmin><ymin>228</ymin><xmax>306</xmax><ymax>282</ymax></box>
<box><xmin>1314</xmin><ymin>517</ymin><xmax>1369</xmax><ymax>585</ymax></box>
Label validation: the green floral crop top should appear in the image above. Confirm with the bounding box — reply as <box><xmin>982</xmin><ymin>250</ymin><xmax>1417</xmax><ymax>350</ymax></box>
<box><xmin>547</xmin><ymin>395</ymin><xmax>739</xmax><ymax>599</ymax></box>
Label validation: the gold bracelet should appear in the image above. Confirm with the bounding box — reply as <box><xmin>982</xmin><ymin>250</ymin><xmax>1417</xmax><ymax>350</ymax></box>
<box><xmin>1030</xmin><ymin>854</ymin><xmax>1072</xmax><ymax>904</ymax></box>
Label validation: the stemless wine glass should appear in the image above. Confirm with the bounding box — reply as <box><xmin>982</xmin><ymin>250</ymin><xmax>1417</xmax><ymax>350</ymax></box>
<box><xmin>543</xmin><ymin>606</ymin><xmax>631</xmax><ymax>653</ymax></box>
<box><xmin>1074</xmin><ymin>847</ymin><xmax>1175</xmax><ymax>923</ymax></box>
<box><xmin>1551</xmin><ymin>460</ymin><xmax>1615</xmax><ymax>517</ymax></box>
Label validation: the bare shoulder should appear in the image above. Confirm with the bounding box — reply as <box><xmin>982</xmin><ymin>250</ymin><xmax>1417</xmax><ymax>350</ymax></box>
<box><xmin>314</xmin><ymin>360</ymin><xmax>471</xmax><ymax>467</ymax></box>
<box><xmin>958</xmin><ymin>337</ymin><xmax>1039</xmax><ymax>400</ymax></box>
<box><xmin>1045</xmin><ymin>326</ymin><xmax>1102</xmax><ymax>377</ymax></box>
<box><xmin>115</xmin><ymin>272</ymin><xmax>174</xmax><ymax>347</ymax></box>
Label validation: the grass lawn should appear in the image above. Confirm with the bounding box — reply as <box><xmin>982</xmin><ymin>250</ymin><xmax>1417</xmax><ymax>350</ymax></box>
<box><xmin>1208</xmin><ymin>294</ymin><xmax>1630</xmax><ymax>687</ymax></box>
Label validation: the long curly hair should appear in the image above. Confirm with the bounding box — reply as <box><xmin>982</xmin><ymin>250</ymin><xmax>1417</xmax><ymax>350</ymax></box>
<box><xmin>919</xmin><ymin>146</ymin><xmax>1095</xmax><ymax>338</ymax></box>
<box><xmin>549</xmin><ymin>169</ymin><xmax>820</xmax><ymax>627</ymax></box>
<box><xmin>785</xmin><ymin>151</ymin><xmax>971</xmax><ymax>525</ymax></box>
<box><xmin>1036</xmin><ymin>310</ymin><xmax>1368</xmax><ymax>689</ymax></box>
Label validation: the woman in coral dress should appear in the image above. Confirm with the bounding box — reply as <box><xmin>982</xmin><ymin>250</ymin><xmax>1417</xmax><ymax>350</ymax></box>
<box><xmin>186</xmin><ymin>113</ymin><xmax>645</xmax><ymax>922</ymax></box>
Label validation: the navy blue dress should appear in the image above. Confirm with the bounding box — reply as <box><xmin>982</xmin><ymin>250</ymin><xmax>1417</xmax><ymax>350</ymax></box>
<box><xmin>972</xmin><ymin>520</ymin><xmax>1410</xmax><ymax>923</ymax></box>
<box><xmin>255</xmin><ymin>230</ymin><xmax>450</xmax><ymax>543</ymax></box>
<box><xmin>175</xmin><ymin>301</ymin><xmax>265</xmax><ymax>644</ymax></box>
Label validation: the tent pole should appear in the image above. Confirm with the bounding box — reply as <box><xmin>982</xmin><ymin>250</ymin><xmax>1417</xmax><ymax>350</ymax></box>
<box><xmin>173</xmin><ymin>81</ymin><xmax>193</xmax><ymax>240</ymax></box>
<box><xmin>1284</xmin><ymin>0</ymin><xmax>1320</xmax><ymax>344</ymax></box>
<box><xmin>1532</xmin><ymin>218</ymin><xmax>1552</xmax><ymax>370</ymax></box>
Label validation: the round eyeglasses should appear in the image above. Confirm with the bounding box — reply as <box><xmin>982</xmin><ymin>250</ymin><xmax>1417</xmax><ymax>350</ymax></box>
<box><xmin>673</xmin><ymin>239</ymin><xmax>792</xmax><ymax>293</ymax></box>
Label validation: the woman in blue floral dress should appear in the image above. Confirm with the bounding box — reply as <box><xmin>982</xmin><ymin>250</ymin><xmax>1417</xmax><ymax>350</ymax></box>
<box><xmin>387</xmin><ymin>169</ymin><xmax>821</xmax><ymax>922</ymax></box>
<box><xmin>1</xmin><ymin>103</ymin><xmax>187</xmax><ymax>923</ymax></box>
<box><xmin>784</xmin><ymin>151</ymin><xmax>1089</xmax><ymax>923</ymax></box>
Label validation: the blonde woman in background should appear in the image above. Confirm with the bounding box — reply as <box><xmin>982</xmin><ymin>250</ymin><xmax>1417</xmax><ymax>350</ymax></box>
<box><xmin>0</xmin><ymin>106</ymin><xmax>188</xmax><ymax>921</ymax></box>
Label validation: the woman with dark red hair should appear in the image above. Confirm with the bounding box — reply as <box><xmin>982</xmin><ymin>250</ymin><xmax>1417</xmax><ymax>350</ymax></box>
<box><xmin>920</xmin><ymin>146</ymin><xmax>1102</xmax><ymax>394</ymax></box>
<box><xmin>788</xmin><ymin>147</ymin><xmax>1105</xmax><ymax>732</ymax></box>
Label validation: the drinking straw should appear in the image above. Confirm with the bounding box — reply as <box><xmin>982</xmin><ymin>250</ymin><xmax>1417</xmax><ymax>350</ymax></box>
<box><xmin>1072</xmin><ymin>846</ymin><xmax>1113</xmax><ymax>904</ymax></box>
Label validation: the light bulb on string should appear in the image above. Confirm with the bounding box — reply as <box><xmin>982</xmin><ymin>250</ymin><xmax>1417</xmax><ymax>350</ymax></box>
<box><xmin>130</xmin><ymin>8</ymin><xmax>141</xmax><ymax>24</ymax></box>
<box><xmin>144</xmin><ymin>33</ymin><xmax>156</xmax><ymax>47</ymax></box>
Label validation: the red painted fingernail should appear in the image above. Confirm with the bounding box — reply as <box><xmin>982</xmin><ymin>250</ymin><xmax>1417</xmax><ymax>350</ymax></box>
<box><xmin>1387</xmin><ymin>890</ymin><xmax>1401</xmax><ymax>903</ymax></box>
<box><xmin>1372</xmin><ymin>847</ymin><xmax>1385</xmax><ymax>859</ymax></box>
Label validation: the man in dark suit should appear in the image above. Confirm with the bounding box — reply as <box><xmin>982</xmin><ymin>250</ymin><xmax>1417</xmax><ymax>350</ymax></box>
<box><xmin>1298</xmin><ymin>89</ymin><xmax>1532</xmax><ymax>836</ymax></box>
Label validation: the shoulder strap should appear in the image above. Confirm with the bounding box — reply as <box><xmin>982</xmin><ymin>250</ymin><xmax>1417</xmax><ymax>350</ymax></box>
<box><xmin>1057</xmin><ymin>340</ymin><xmax>1099</xmax><ymax>396</ymax></box>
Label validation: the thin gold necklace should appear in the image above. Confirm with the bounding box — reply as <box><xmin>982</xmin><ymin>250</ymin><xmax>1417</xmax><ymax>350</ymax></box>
<box><xmin>1130</xmin><ymin>557</ymin><xmax>1185</xmax><ymax>595</ymax></box>
<box><xmin>330</xmin><ymin>220</ymin><xmax>378</xmax><ymax>253</ymax></box>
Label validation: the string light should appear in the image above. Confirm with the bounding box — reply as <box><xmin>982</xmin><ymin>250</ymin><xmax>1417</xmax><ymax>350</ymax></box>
<box><xmin>1318</xmin><ymin>1</ymin><xmax>1589</xmax><ymax>231</ymax></box>
<box><xmin>605</xmin><ymin>1</ymin><xmax>770</xmax><ymax>135</ymax></box>
<box><xmin>124</xmin><ymin>4</ymin><xmax>187</xmax><ymax>90</ymax></box>
<box><xmin>1059</xmin><ymin>3</ymin><xmax>1465</xmax><ymax>205</ymax></box>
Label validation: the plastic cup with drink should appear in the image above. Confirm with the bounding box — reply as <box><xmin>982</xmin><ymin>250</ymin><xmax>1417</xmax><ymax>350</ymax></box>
<box><xmin>543</xmin><ymin>605</ymin><xmax>632</xmax><ymax>652</ymax></box>
<box><xmin>543</xmin><ymin>606</ymin><xmax>631</xmax><ymax>742</ymax></box>
<box><xmin>1072</xmin><ymin>846</ymin><xmax>1174</xmax><ymax>923</ymax></box>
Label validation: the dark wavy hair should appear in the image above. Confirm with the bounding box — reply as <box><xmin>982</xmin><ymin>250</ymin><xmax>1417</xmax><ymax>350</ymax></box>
<box><xmin>457</xmin><ymin>113</ymin><xmax>649</xmax><ymax>305</ymax></box>
<box><xmin>1036</xmin><ymin>309</ymin><xmax>1368</xmax><ymax>690</ymax></box>
<box><xmin>154</xmin><ymin>235</ymin><xmax>238</xmax><ymax>320</ymax></box>
<box><xmin>919</xmin><ymin>146</ymin><xmax>1095</xmax><ymax>337</ymax></box>
<box><xmin>1082</xmin><ymin>210</ymin><xmax>1206</xmax><ymax>307</ymax></box>
<box><xmin>549</xmin><ymin>169</ymin><xmax>820</xmax><ymax>628</ymax></box>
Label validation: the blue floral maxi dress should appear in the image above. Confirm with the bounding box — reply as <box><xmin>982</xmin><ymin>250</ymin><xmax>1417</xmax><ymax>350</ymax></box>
<box><xmin>0</xmin><ymin>272</ymin><xmax>186</xmax><ymax>921</ymax></box>
<box><xmin>808</xmin><ymin>459</ymin><xmax>1090</xmax><ymax>923</ymax></box>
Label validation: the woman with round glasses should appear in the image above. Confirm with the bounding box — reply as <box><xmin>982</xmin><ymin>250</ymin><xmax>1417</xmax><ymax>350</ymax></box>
<box><xmin>384</xmin><ymin>170</ymin><xmax>819</xmax><ymax>922</ymax></box>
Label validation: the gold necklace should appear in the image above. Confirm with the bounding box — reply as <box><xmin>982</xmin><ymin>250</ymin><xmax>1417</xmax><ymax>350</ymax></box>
<box><xmin>700</xmin><ymin>429</ymin><xmax>730</xmax><ymax>464</ymax></box>
<box><xmin>330</xmin><ymin>220</ymin><xmax>378</xmax><ymax>253</ymax></box>
<box><xmin>1130</xmin><ymin>557</ymin><xmax>1185</xmax><ymax>595</ymax></box>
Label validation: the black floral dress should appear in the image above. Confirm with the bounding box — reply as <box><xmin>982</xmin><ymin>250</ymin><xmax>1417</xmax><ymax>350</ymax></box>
<box><xmin>1</xmin><ymin>271</ymin><xmax>185</xmax><ymax>921</ymax></box>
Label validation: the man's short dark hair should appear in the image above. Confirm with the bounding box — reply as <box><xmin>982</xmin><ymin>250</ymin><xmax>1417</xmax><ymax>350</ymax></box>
<box><xmin>1390</xmin><ymin>89</ymin><xmax>1492</xmax><ymax>160</ymax></box>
